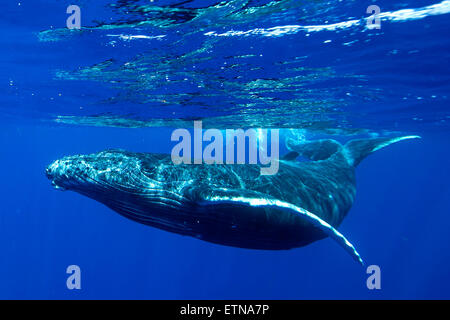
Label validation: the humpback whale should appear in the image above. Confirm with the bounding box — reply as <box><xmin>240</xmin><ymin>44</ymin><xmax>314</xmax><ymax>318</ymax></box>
<box><xmin>45</xmin><ymin>135</ymin><xmax>419</xmax><ymax>264</ymax></box>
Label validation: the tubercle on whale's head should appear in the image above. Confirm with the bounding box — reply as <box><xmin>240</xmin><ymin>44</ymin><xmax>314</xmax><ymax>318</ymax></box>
<box><xmin>45</xmin><ymin>150</ymin><xmax>142</xmax><ymax>193</ymax></box>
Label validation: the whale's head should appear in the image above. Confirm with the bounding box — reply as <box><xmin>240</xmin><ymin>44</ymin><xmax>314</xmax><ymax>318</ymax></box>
<box><xmin>45</xmin><ymin>150</ymin><xmax>146</xmax><ymax>194</ymax></box>
<box><xmin>45</xmin><ymin>150</ymin><xmax>192</xmax><ymax>222</ymax></box>
<box><xmin>46</xmin><ymin>150</ymin><xmax>203</xmax><ymax>236</ymax></box>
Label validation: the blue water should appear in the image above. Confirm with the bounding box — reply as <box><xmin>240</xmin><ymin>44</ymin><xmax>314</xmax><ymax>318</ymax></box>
<box><xmin>1</xmin><ymin>0</ymin><xmax>449</xmax><ymax>299</ymax></box>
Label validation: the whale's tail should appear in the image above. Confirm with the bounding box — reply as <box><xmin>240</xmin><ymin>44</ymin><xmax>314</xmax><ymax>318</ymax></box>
<box><xmin>342</xmin><ymin>135</ymin><xmax>421</xmax><ymax>167</ymax></box>
<box><xmin>286</xmin><ymin>135</ymin><xmax>421</xmax><ymax>167</ymax></box>
<box><xmin>282</xmin><ymin>134</ymin><xmax>420</xmax><ymax>264</ymax></box>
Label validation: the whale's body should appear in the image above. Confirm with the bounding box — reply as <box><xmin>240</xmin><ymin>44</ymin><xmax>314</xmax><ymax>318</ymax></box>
<box><xmin>46</xmin><ymin>136</ymin><xmax>419</xmax><ymax>264</ymax></box>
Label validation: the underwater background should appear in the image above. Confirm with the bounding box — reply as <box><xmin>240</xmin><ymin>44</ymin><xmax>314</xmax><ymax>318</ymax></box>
<box><xmin>1</xmin><ymin>0</ymin><xmax>449</xmax><ymax>299</ymax></box>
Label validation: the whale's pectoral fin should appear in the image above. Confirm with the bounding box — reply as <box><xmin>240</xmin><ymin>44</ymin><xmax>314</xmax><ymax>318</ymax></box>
<box><xmin>200</xmin><ymin>194</ymin><xmax>364</xmax><ymax>265</ymax></box>
<box><xmin>286</xmin><ymin>139</ymin><xmax>342</xmax><ymax>161</ymax></box>
<box><xmin>343</xmin><ymin>135</ymin><xmax>421</xmax><ymax>167</ymax></box>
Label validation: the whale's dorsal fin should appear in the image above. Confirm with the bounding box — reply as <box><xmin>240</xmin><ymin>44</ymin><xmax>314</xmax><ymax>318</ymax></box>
<box><xmin>286</xmin><ymin>139</ymin><xmax>342</xmax><ymax>161</ymax></box>
<box><xmin>200</xmin><ymin>195</ymin><xmax>364</xmax><ymax>265</ymax></box>
<box><xmin>343</xmin><ymin>135</ymin><xmax>421</xmax><ymax>167</ymax></box>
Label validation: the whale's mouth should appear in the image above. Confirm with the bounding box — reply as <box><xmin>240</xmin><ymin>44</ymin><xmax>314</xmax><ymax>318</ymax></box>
<box><xmin>50</xmin><ymin>180</ymin><xmax>67</xmax><ymax>191</ymax></box>
<box><xmin>45</xmin><ymin>163</ymin><xmax>68</xmax><ymax>191</ymax></box>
